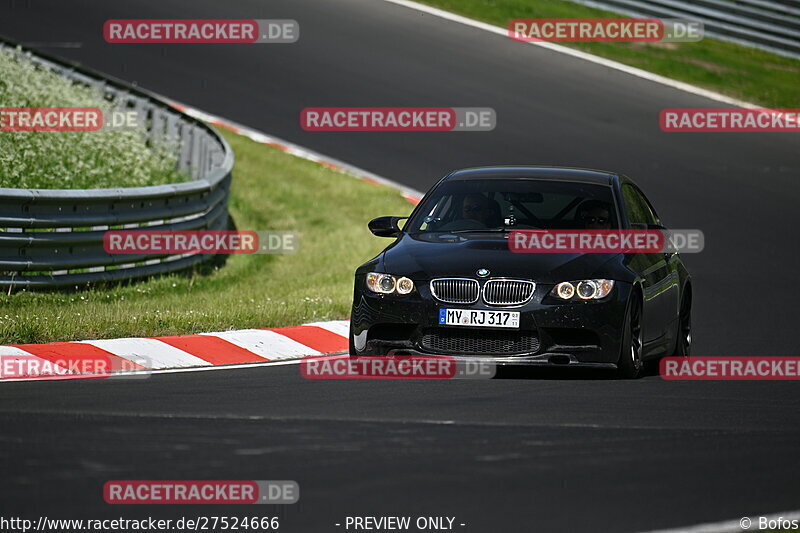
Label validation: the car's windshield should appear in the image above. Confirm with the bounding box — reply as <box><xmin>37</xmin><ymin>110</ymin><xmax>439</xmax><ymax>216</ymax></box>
<box><xmin>406</xmin><ymin>178</ymin><xmax>619</xmax><ymax>232</ymax></box>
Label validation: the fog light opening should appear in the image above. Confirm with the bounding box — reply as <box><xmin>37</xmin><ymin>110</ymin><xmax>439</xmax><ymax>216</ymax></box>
<box><xmin>548</xmin><ymin>355</ymin><xmax>571</xmax><ymax>365</ymax></box>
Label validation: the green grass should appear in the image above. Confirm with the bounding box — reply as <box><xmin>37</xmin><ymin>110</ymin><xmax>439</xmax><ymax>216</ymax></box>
<box><xmin>418</xmin><ymin>0</ymin><xmax>800</xmax><ymax>107</ymax></box>
<box><xmin>0</xmin><ymin>130</ymin><xmax>414</xmax><ymax>344</ymax></box>
<box><xmin>0</xmin><ymin>47</ymin><xmax>186</xmax><ymax>189</ymax></box>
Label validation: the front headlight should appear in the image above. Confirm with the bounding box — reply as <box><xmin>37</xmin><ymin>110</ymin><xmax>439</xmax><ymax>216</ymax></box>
<box><xmin>551</xmin><ymin>279</ymin><xmax>614</xmax><ymax>301</ymax></box>
<box><xmin>366</xmin><ymin>272</ymin><xmax>414</xmax><ymax>295</ymax></box>
<box><xmin>396</xmin><ymin>277</ymin><xmax>414</xmax><ymax>294</ymax></box>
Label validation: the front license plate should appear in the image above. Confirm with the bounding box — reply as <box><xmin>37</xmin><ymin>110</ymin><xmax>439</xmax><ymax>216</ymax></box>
<box><xmin>439</xmin><ymin>308</ymin><xmax>520</xmax><ymax>329</ymax></box>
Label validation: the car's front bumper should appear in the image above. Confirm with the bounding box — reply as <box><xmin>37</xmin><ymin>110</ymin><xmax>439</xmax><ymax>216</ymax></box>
<box><xmin>350</xmin><ymin>278</ymin><xmax>632</xmax><ymax>366</ymax></box>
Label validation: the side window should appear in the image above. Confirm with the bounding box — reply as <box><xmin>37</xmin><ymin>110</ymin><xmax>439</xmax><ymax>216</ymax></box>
<box><xmin>637</xmin><ymin>189</ymin><xmax>660</xmax><ymax>226</ymax></box>
<box><xmin>622</xmin><ymin>184</ymin><xmax>657</xmax><ymax>226</ymax></box>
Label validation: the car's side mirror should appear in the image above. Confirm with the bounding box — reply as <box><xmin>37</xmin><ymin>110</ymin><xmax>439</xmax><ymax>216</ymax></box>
<box><xmin>368</xmin><ymin>216</ymin><xmax>406</xmax><ymax>237</ymax></box>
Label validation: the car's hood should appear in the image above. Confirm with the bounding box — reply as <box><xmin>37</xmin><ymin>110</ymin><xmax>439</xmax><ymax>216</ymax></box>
<box><xmin>382</xmin><ymin>233</ymin><xmax>621</xmax><ymax>284</ymax></box>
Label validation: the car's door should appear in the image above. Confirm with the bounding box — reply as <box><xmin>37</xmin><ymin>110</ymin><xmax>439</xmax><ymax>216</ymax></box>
<box><xmin>621</xmin><ymin>183</ymin><xmax>679</xmax><ymax>350</ymax></box>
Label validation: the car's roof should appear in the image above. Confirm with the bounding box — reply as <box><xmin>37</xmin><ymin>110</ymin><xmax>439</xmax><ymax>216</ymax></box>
<box><xmin>443</xmin><ymin>166</ymin><xmax>618</xmax><ymax>186</ymax></box>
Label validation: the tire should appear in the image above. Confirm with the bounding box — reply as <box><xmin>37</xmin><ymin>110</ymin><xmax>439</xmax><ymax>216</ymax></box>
<box><xmin>348</xmin><ymin>322</ymin><xmax>356</xmax><ymax>356</ymax></box>
<box><xmin>617</xmin><ymin>293</ymin><xmax>644</xmax><ymax>379</ymax></box>
<box><xmin>349</xmin><ymin>324</ymin><xmax>383</xmax><ymax>355</ymax></box>
<box><xmin>671</xmin><ymin>289</ymin><xmax>692</xmax><ymax>357</ymax></box>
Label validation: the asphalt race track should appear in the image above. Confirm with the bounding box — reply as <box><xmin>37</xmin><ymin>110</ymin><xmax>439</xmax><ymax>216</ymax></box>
<box><xmin>1</xmin><ymin>1</ymin><xmax>800</xmax><ymax>531</ymax></box>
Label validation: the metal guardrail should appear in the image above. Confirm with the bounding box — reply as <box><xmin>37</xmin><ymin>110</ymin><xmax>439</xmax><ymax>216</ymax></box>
<box><xmin>568</xmin><ymin>0</ymin><xmax>800</xmax><ymax>60</ymax></box>
<box><xmin>0</xmin><ymin>38</ymin><xmax>234</xmax><ymax>289</ymax></box>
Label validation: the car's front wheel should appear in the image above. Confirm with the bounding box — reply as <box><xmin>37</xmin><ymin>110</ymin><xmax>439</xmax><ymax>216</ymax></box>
<box><xmin>617</xmin><ymin>294</ymin><xmax>644</xmax><ymax>379</ymax></box>
<box><xmin>348</xmin><ymin>323</ymin><xmax>384</xmax><ymax>355</ymax></box>
<box><xmin>348</xmin><ymin>321</ymin><xmax>356</xmax><ymax>356</ymax></box>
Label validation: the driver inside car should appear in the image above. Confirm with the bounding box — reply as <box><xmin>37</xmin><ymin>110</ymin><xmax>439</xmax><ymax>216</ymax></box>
<box><xmin>578</xmin><ymin>200</ymin><xmax>613</xmax><ymax>230</ymax></box>
<box><xmin>460</xmin><ymin>193</ymin><xmax>504</xmax><ymax>228</ymax></box>
<box><xmin>461</xmin><ymin>193</ymin><xmax>491</xmax><ymax>225</ymax></box>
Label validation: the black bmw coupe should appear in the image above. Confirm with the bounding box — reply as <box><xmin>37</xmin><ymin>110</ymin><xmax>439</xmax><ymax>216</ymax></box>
<box><xmin>349</xmin><ymin>167</ymin><xmax>691</xmax><ymax>378</ymax></box>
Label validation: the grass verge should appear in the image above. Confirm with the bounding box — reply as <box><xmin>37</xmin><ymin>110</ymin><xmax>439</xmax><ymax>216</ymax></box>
<box><xmin>416</xmin><ymin>0</ymin><xmax>800</xmax><ymax>107</ymax></box>
<box><xmin>0</xmin><ymin>46</ymin><xmax>186</xmax><ymax>189</ymax></box>
<box><xmin>0</xmin><ymin>129</ymin><xmax>414</xmax><ymax>344</ymax></box>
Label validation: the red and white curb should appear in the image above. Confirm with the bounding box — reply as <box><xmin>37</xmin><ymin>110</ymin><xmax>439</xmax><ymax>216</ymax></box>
<box><xmin>0</xmin><ymin>320</ymin><xmax>349</xmax><ymax>381</ymax></box>
<box><xmin>167</xmin><ymin>100</ymin><xmax>424</xmax><ymax>205</ymax></box>
<box><xmin>1</xmin><ymin>92</ymin><xmax>419</xmax><ymax>383</ymax></box>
